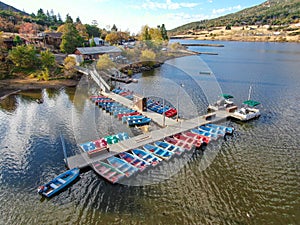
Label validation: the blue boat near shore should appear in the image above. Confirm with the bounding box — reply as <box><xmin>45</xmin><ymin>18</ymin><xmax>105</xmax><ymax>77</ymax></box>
<box><xmin>37</xmin><ymin>168</ymin><xmax>80</xmax><ymax>198</ymax></box>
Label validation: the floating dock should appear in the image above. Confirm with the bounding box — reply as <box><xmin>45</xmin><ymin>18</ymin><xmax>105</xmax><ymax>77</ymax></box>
<box><xmin>66</xmin><ymin>108</ymin><xmax>232</xmax><ymax>169</ymax></box>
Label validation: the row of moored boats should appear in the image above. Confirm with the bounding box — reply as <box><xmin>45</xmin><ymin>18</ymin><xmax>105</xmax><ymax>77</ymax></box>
<box><xmin>37</xmin><ymin>91</ymin><xmax>237</xmax><ymax>197</ymax></box>
<box><xmin>89</xmin><ymin>123</ymin><xmax>234</xmax><ymax>184</ymax></box>
<box><xmin>90</xmin><ymin>95</ymin><xmax>152</xmax><ymax>126</ymax></box>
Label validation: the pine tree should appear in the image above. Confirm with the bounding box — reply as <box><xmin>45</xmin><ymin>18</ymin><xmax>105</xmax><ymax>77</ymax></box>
<box><xmin>90</xmin><ymin>36</ymin><xmax>96</xmax><ymax>47</ymax></box>
<box><xmin>160</xmin><ymin>24</ymin><xmax>168</xmax><ymax>40</ymax></box>
<box><xmin>60</xmin><ymin>23</ymin><xmax>83</xmax><ymax>53</ymax></box>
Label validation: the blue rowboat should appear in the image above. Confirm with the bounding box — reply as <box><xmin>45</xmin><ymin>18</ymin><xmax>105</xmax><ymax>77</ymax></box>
<box><xmin>157</xmin><ymin>106</ymin><xmax>170</xmax><ymax>114</ymax></box>
<box><xmin>149</xmin><ymin>104</ymin><xmax>161</xmax><ymax>111</ymax></box>
<box><xmin>103</xmin><ymin>103</ymin><xmax>123</xmax><ymax>109</ymax></box>
<box><xmin>131</xmin><ymin>149</ymin><xmax>162</xmax><ymax>166</ymax></box>
<box><xmin>112</xmin><ymin>88</ymin><xmax>121</xmax><ymax>93</ymax></box>
<box><xmin>106</xmin><ymin>105</ymin><xmax>126</xmax><ymax>113</ymax></box>
<box><xmin>205</xmin><ymin>124</ymin><xmax>234</xmax><ymax>134</ymax></box>
<box><xmin>92</xmin><ymin>161</ymin><xmax>125</xmax><ymax>184</ymax></box>
<box><xmin>119</xmin><ymin>152</ymin><xmax>150</xmax><ymax>172</ymax></box>
<box><xmin>191</xmin><ymin>128</ymin><xmax>218</xmax><ymax>140</ymax></box>
<box><xmin>115</xmin><ymin>132</ymin><xmax>130</xmax><ymax>141</ymax></box>
<box><xmin>37</xmin><ymin>168</ymin><xmax>80</xmax><ymax>198</ymax></box>
<box><xmin>99</xmin><ymin>102</ymin><xmax>120</xmax><ymax>109</ymax></box>
<box><xmin>122</xmin><ymin>115</ymin><xmax>145</xmax><ymax>123</ymax></box>
<box><xmin>199</xmin><ymin>125</ymin><xmax>225</xmax><ymax>137</ymax></box>
<box><xmin>154</xmin><ymin>141</ymin><xmax>184</xmax><ymax>155</ymax></box>
<box><xmin>107</xmin><ymin>156</ymin><xmax>139</xmax><ymax>177</ymax></box>
<box><xmin>143</xmin><ymin>144</ymin><xmax>174</xmax><ymax>160</ymax></box>
<box><xmin>109</xmin><ymin>106</ymin><xmax>130</xmax><ymax>114</ymax></box>
<box><xmin>127</xmin><ymin>117</ymin><xmax>151</xmax><ymax>126</ymax></box>
<box><xmin>78</xmin><ymin>138</ymin><xmax>107</xmax><ymax>152</ymax></box>
<box><xmin>113</xmin><ymin>108</ymin><xmax>135</xmax><ymax>116</ymax></box>
<box><xmin>125</xmin><ymin>95</ymin><xmax>133</xmax><ymax>100</ymax></box>
<box><xmin>90</xmin><ymin>96</ymin><xmax>109</xmax><ymax>102</ymax></box>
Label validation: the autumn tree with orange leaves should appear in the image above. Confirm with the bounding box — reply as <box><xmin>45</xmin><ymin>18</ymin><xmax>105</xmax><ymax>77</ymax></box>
<box><xmin>19</xmin><ymin>22</ymin><xmax>38</xmax><ymax>36</ymax></box>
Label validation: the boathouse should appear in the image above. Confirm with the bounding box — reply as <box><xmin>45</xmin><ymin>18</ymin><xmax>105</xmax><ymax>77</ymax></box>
<box><xmin>74</xmin><ymin>46</ymin><xmax>122</xmax><ymax>61</ymax></box>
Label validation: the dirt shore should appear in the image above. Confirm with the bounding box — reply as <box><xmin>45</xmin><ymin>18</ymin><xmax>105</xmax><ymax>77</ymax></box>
<box><xmin>0</xmin><ymin>78</ymin><xmax>79</xmax><ymax>100</ymax></box>
<box><xmin>171</xmin><ymin>25</ymin><xmax>300</xmax><ymax>43</ymax></box>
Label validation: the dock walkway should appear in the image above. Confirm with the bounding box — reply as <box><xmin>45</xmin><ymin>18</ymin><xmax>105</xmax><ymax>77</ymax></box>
<box><xmin>67</xmin><ymin>110</ymin><xmax>232</xmax><ymax>169</ymax></box>
<box><xmin>101</xmin><ymin>91</ymin><xmax>178</xmax><ymax>127</ymax></box>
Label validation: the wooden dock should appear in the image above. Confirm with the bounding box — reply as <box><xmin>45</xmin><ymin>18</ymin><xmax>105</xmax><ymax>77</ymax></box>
<box><xmin>66</xmin><ymin>110</ymin><xmax>232</xmax><ymax>169</ymax></box>
<box><xmin>101</xmin><ymin>91</ymin><xmax>178</xmax><ymax>127</ymax></box>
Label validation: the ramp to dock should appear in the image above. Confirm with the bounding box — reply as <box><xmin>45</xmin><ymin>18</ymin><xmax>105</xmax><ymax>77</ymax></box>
<box><xmin>67</xmin><ymin>110</ymin><xmax>232</xmax><ymax>169</ymax></box>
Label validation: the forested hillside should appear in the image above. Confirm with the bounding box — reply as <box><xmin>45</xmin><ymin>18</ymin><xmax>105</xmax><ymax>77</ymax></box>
<box><xmin>170</xmin><ymin>0</ymin><xmax>300</xmax><ymax>34</ymax></box>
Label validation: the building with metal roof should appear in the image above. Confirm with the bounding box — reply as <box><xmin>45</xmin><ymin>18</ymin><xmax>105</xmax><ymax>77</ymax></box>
<box><xmin>75</xmin><ymin>46</ymin><xmax>122</xmax><ymax>60</ymax></box>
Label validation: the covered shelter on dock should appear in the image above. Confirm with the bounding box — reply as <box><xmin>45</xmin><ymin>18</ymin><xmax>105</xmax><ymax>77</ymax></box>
<box><xmin>74</xmin><ymin>46</ymin><xmax>122</xmax><ymax>61</ymax></box>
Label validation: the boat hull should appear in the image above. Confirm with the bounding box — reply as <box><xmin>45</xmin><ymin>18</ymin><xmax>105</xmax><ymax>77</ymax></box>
<box><xmin>37</xmin><ymin>168</ymin><xmax>80</xmax><ymax>198</ymax></box>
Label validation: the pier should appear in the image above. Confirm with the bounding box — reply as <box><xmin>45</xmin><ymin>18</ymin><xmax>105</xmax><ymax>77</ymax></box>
<box><xmin>67</xmin><ymin>68</ymin><xmax>233</xmax><ymax>170</ymax></box>
<box><xmin>66</xmin><ymin>109</ymin><xmax>232</xmax><ymax>169</ymax></box>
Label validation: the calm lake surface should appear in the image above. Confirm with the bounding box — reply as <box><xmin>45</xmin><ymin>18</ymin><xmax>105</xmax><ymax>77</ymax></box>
<box><xmin>1</xmin><ymin>40</ymin><xmax>300</xmax><ymax>225</ymax></box>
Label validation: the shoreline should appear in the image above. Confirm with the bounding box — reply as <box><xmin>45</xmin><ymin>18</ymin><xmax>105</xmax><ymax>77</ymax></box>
<box><xmin>170</xmin><ymin>25</ymin><xmax>300</xmax><ymax>43</ymax></box>
<box><xmin>0</xmin><ymin>78</ymin><xmax>79</xmax><ymax>100</ymax></box>
<box><xmin>171</xmin><ymin>36</ymin><xmax>300</xmax><ymax>43</ymax></box>
<box><xmin>0</xmin><ymin>50</ymin><xmax>197</xmax><ymax>100</ymax></box>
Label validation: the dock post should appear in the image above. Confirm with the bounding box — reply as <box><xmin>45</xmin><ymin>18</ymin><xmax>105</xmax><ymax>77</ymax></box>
<box><xmin>60</xmin><ymin>132</ymin><xmax>69</xmax><ymax>168</ymax></box>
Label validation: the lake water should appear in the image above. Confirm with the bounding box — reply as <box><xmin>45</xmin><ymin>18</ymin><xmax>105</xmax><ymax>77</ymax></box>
<box><xmin>0</xmin><ymin>41</ymin><xmax>299</xmax><ymax>224</ymax></box>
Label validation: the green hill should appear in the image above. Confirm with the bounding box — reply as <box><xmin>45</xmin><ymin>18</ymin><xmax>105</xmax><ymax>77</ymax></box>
<box><xmin>169</xmin><ymin>0</ymin><xmax>300</xmax><ymax>34</ymax></box>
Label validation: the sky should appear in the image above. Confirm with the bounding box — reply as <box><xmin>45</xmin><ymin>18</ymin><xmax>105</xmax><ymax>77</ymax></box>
<box><xmin>3</xmin><ymin>0</ymin><xmax>266</xmax><ymax>34</ymax></box>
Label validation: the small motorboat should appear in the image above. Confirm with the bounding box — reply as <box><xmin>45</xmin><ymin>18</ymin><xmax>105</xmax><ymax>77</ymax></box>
<box><xmin>207</xmin><ymin>94</ymin><xmax>235</xmax><ymax>111</ymax></box>
<box><xmin>143</xmin><ymin>144</ymin><xmax>174</xmax><ymax>160</ymax></box>
<box><xmin>232</xmin><ymin>100</ymin><xmax>261</xmax><ymax>121</ymax></box>
<box><xmin>37</xmin><ymin>168</ymin><xmax>80</xmax><ymax>198</ymax></box>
